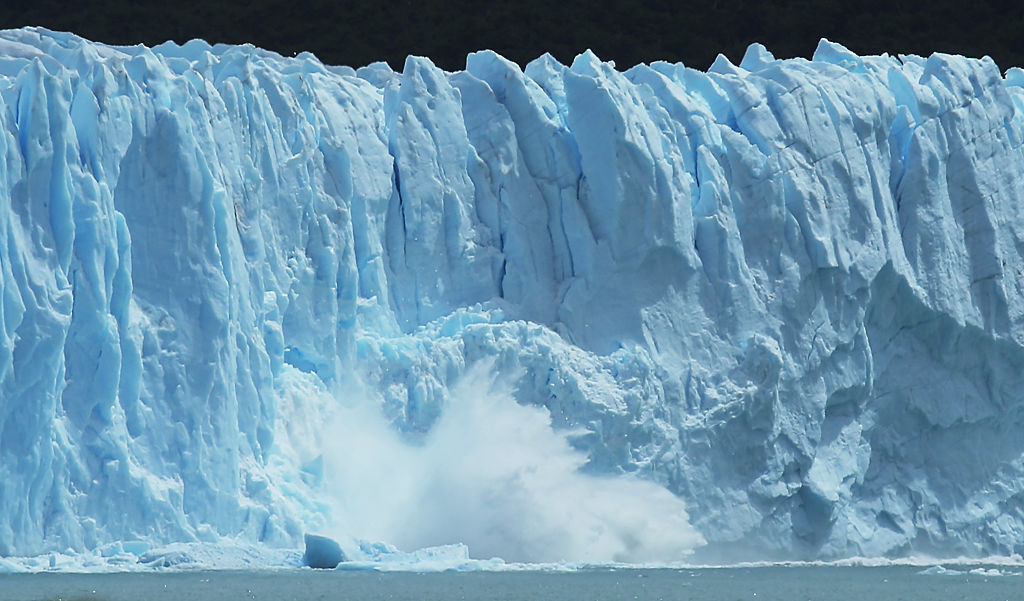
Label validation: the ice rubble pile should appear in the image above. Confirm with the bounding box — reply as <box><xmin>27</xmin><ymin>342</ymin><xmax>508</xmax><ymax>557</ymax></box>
<box><xmin>2</xmin><ymin>27</ymin><xmax>1024</xmax><ymax>561</ymax></box>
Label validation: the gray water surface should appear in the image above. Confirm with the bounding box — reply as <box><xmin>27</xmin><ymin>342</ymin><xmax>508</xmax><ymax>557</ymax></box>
<box><xmin>0</xmin><ymin>566</ymin><xmax>1018</xmax><ymax>601</ymax></box>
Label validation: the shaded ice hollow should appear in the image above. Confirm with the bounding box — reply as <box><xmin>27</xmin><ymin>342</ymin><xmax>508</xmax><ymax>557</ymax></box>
<box><xmin>2</xmin><ymin>28</ymin><xmax>1024</xmax><ymax>563</ymax></box>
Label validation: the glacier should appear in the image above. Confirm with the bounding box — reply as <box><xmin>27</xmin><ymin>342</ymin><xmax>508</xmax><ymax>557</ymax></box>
<box><xmin>2</xmin><ymin>26</ymin><xmax>1024</xmax><ymax>564</ymax></box>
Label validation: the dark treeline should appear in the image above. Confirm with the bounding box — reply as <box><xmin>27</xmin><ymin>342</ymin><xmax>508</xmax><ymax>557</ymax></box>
<box><xmin>1</xmin><ymin>0</ymin><xmax>1022</xmax><ymax>72</ymax></box>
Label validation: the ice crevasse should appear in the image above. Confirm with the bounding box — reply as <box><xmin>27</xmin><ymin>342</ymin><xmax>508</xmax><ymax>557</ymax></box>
<box><xmin>2</xmin><ymin>27</ymin><xmax>1024</xmax><ymax>562</ymax></box>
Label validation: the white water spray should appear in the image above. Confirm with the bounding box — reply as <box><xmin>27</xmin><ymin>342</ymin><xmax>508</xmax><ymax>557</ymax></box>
<box><xmin>322</xmin><ymin>364</ymin><xmax>704</xmax><ymax>563</ymax></box>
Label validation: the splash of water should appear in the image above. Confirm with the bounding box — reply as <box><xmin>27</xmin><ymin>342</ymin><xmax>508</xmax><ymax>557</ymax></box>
<box><xmin>322</xmin><ymin>364</ymin><xmax>704</xmax><ymax>563</ymax></box>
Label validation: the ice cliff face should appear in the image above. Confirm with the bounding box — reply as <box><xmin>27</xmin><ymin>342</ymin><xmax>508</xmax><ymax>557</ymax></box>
<box><xmin>2</xmin><ymin>27</ymin><xmax>1024</xmax><ymax>561</ymax></box>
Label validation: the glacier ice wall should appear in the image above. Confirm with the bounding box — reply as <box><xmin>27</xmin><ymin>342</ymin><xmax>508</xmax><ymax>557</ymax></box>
<box><xmin>2</xmin><ymin>27</ymin><xmax>1024</xmax><ymax>560</ymax></box>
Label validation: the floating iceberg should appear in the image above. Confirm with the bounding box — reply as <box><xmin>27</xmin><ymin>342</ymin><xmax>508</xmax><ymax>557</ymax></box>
<box><xmin>1</xmin><ymin>27</ymin><xmax>1024</xmax><ymax>564</ymax></box>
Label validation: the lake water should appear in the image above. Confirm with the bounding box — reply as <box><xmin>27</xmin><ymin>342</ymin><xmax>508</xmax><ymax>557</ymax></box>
<box><xmin>0</xmin><ymin>566</ymin><xmax>1019</xmax><ymax>601</ymax></box>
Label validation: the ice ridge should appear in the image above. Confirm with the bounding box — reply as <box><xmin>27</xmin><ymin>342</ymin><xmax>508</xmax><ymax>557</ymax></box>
<box><xmin>1</xmin><ymin>27</ymin><xmax>1024</xmax><ymax>562</ymax></box>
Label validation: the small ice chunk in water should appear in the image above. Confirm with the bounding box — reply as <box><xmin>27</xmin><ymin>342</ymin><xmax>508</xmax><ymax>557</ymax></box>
<box><xmin>303</xmin><ymin>534</ymin><xmax>347</xmax><ymax>569</ymax></box>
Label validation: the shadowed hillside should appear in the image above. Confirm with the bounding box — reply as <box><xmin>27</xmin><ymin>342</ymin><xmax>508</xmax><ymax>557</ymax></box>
<box><xmin>0</xmin><ymin>0</ymin><xmax>1021</xmax><ymax>71</ymax></box>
